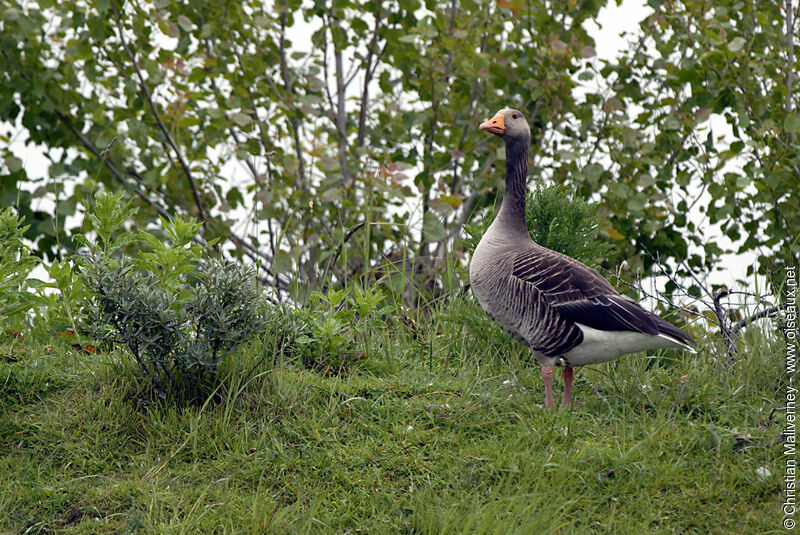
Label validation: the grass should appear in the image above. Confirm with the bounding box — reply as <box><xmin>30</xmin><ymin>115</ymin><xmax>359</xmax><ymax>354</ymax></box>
<box><xmin>0</xmin><ymin>296</ymin><xmax>789</xmax><ymax>534</ymax></box>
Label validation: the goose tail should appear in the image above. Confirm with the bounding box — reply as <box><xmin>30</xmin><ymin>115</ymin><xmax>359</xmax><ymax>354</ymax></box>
<box><xmin>654</xmin><ymin>316</ymin><xmax>696</xmax><ymax>354</ymax></box>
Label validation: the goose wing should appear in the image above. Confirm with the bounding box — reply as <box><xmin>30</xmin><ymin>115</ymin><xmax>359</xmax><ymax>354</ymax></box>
<box><xmin>511</xmin><ymin>248</ymin><xmax>661</xmax><ymax>336</ymax></box>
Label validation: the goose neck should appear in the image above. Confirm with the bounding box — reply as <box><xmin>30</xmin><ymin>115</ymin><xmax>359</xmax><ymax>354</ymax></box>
<box><xmin>498</xmin><ymin>137</ymin><xmax>529</xmax><ymax>233</ymax></box>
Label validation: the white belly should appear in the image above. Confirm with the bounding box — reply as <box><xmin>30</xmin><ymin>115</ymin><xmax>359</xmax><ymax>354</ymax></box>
<box><xmin>560</xmin><ymin>323</ymin><xmax>688</xmax><ymax>366</ymax></box>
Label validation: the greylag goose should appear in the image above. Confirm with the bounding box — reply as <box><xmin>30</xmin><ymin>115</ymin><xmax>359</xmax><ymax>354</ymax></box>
<box><xmin>469</xmin><ymin>108</ymin><xmax>696</xmax><ymax>408</ymax></box>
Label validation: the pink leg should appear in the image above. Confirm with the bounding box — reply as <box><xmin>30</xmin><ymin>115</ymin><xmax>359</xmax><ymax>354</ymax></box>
<box><xmin>562</xmin><ymin>366</ymin><xmax>574</xmax><ymax>406</ymax></box>
<box><xmin>541</xmin><ymin>364</ymin><xmax>555</xmax><ymax>408</ymax></box>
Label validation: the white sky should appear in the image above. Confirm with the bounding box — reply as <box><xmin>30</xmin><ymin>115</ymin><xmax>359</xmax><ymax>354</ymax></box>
<box><xmin>586</xmin><ymin>0</ymin><xmax>652</xmax><ymax>61</ymax></box>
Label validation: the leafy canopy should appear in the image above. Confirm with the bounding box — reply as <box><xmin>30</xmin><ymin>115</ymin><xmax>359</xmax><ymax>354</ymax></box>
<box><xmin>1</xmin><ymin>0</ymin><xmax>797</xmax><ymax>300</ymax></box>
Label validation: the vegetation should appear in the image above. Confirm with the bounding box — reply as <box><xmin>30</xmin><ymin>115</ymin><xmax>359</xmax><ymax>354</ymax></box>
<box><xmin>525</xmin><ymin>185</ymin><xmax>614</xmax><ymax>269</ymax></box>
<box><xmin>0</xmin><ymin>170</ymin><xmax>789</xmax><ymax>533</ymax></box>
<box><xmin>288</xmin><ymin>285</ymin><xmax>392</xmax><ymax>374</ymax></box>
<box><xmin>0</xmin><ymin>207</ymin><xmax>39</xmax><ymax>333</ymax></box>
<box><xmin>0</xmin><ymin>310</ymin><xmax>786</xmax><ymax>533</ymax></box>
<box><xmin>1</xmin><ymin>0</ymin><xmax>798</xmax><ymax>298</ymax></box>
<box><xmin>462</xmin><ymin>185</ymin><xmax>613</xmax><ymax>270</ymax></box>
<box><xmin>80</xmin><ymin>193</ymin><xmax>266</xmax><ymax>402</ymax></box>
<box><xmin>0</xmin><ymin>0</ymin><xmax>795</xmax><ymax>532</ymax></box>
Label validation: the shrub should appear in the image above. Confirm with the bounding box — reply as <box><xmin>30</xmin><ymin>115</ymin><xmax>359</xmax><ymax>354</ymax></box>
<box><xmin>0</xmin><ymin>208</ymin><xmax>39</xmax><ymax>335</ymax></box>
<box><xmin>525</xmin><ymin>185</ymin><xmax>613</xmax><ymax>268</ymax></box>
<box><xmin>288</xmin><ymin>286</ymin><xmax>389</xmax><ymax>375</ymax></box>
<box><xmin>463</xmin><ymin>185</ymin><xmax>613</xmax><ymax>268</ymax></box>
<box><xmin>80</xmin><ymin>193</ymin><xmax>266</xmax><ymax>402</ymax></box>
<box><xmin>188</xmin><ymin>257</ymin><xmax>266</xmax><ymax>369</ymax></box>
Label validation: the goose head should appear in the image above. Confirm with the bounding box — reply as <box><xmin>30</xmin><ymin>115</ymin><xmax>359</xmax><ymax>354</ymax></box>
<box><xmin>479</xmin><ymin>108</ymin><xmax>530</xmax><ymax>143</ymax></box>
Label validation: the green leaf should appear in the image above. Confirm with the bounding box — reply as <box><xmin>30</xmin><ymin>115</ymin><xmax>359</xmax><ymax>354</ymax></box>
<box><xmin>550</xmin><ymin>40</ymin><xmax>568</xmax><ymax>54</ymax></box>
<box><xmin>4</xmin><ymin>156</ymin><xmax>22</xmax><ymax>173</ymax></box>
<box><xmin>664</xmin><ymin>116</ymin><xmax>680</xmax><ymax>130</ymax></box>
<box><xmin>177</xmin><ymin>15</ymin><xmax>192</xmax><ymax>32</ymax></box>
<box><xmin>626</xmin><ymin>195</ymin><xmax>645</xmax><ymax>214</ymax></box>
<box><xmin>295</xmin><ymin>334</ymin><xmax>314</xmax><ymax>344</ymax></box>
<box><xmin>602</xmin><ymin>97</ymin><xmax>623</xmax><ymax>113</ymax></box>
<box><xmin>783</xmin><ymin>114</ymin><xmax>800</xmax><ymax>134</ymax></box>
<box><xmin>439</xmin><ymin>195</ymin><xmax>462</xmax><ymax>208</ymax></box>
<box><xmin>423</xmin><ymin>212</ymin><xmax>445</xmax><ymax>242</ymax></box>
<box><xmin>232</xmin><ymin>112</ymin><xmax>252</xmax><ymax>127</ymax></box>
<box><xmin>3</xmin><ymin>8</ymin><xmax>21</xmax><ymax>20</ymax></box>
<box><xmin>708</xmin><ymin>183</ymin><xmax>724</xmax><ymax>199</ymax></box>
<box><xmin>321</xmin><ymin>188</ymin><xmax>344</xmax><ymax>203</ymax></box>
<box><xmin>583</xmin><ymin>164</ymin><xmax>604</xmax><ymax>183</ymax></box>
<box><xmin>318</xmin><ymin>156</ymin><xmax>339</xmax><ymax>172</ymax></box>
<box><xmin>727</xmin><ymin>37</ymin><xmax>747</xmax><ymax>52</ymax></box>
<box><xmin>735</xmin><ymin>175</ymin><xmax>750</xmax><ymax>189</ymax></box>
<box><xmin>274</xmin><ymin>250</ymin><xmax>293</xmax><ymax>274</ymax></box>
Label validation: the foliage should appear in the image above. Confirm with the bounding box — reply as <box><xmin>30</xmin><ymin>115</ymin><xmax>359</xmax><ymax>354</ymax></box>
<box><xmin>191</xmin><ymin>258</ymin><xmax>267</xmax><ymax>359</ymax></box>
<box><xmin>463</xmin><ymin>185</ymin><xmax>613</xmax><ymax>270</ymax></box>
<box><xmin>567</xmin><ymin>0</ymin><xmax>800</xmax><ymax>290</ymax></box>
<box><xmin>525</xmin><ymin>185</ymin><xmax>614</xmax><ymax>268</ymax></box>
<box><xmin>84</xmin><ymin>256</ymin><xmax>181</xmax><ymax>383</ymax></box>
<box><xmin>35</xmin><ymin>257</ymin><xmax>90</xmax><ymax>337</ymax></box>
<box><xmin>0</xmin><ymin>207</ymin><xmax>39</xmax><ymax>333</ymax></box>
<box><xmin>81</xmin><ymin>193</ymin><xmax>265</xmax><ymax>401</ymax></box>
<box><xmin>288</xmin><ymin>285</ymin><xmax>391</xmax><ymax>374</ymax></box>
<box><xmin>0</xmin><ymin>206</ymin><xmax>90</xmax><ymax>340</ymax></box>
<box><xmin>1</xmin><ymin>0</ymin><xmax>798</xmax><ymax>300</ymax></box>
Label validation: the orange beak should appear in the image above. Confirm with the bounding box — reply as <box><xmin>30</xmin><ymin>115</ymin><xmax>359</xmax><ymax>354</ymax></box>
<box><xmin>479</xmin><ymin>113</ymin><xmax>505</xmax><ymax>134</ymax></box>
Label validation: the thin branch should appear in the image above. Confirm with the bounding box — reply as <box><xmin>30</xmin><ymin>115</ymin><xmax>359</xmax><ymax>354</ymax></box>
<box><xmin>206</xmin><ymin>30</ymin><xmax>276</xmax><ymax>188</ymax></box>
<box><xmin>329</xmin><ymin>11</ymin><xmax>352</xmax><ymax>185</ymax></box>
<box><xmin>444</xmin><ymin>0</ymin><xmax>458</xmax><ymax>81</ymax></box>
<box><xmin>730</xmin><ymin>303</ymin><xmax>787</xmax><ymax>334</ymax></box>
<box><xmin>343</xmin><ymin>55</ymin><xmax>361</xmax><ymax>90</ymax></box>
<box><xmin>449</xmin><ymin>3</ymin><xmax>491</xmax><ymax>195</ymax></box>
<box><xmin>52</xmin><ymin>108</ymin><xmax>174</xmax><ymax>221</ymax></box>
<box><xmin>713</xmin><ymin>288</ymin><xmax>738</xmax><ymax>361</ymax></box>
<box><xmin>356</xmin><ymin>2</ymin><xmax>384</xmax><ymax>148</ymax></box>
<box><xmin>641</xmin><ymin>247</ymin><xmax>715</xmax><ymax>311</ymax></box>
<box><xmin>367</xmin><ymin>41</ymin><xmax>388</xmax><ymax>80</ymax></box>
<box><xmin>321</xmin><ymin>222</ymin><xmax>366</xmax><ymax>286</ymax></box>
<box><xmin>597</xmin><ymin>265</ymin><xmax>711</xmax><ymax>324</ymax></box>
<box><xmin>678</xmin><ymin>257</ymin><xmax>716</xmax><ymax>304</ymax></box>
<box><xmin>48</xmin><ymin>88</ymin><xmax>284</xmax><ymax>289</ymax></box>
<box><xmin>217</xmin><ymin>41</ymin><xmax>281</xmax><ymax>268</ymax></box>
<box><xmin>278</xmin><ymin>0</ymin><xmax>306</xmax><ymax>187</ymax></box>
<box><xmin>109</xmin><ymin>0</ymin><xmax>209</xmax><ymax>224</ymax></box>
<box><xmin>321</xmin><ymin>31</ymin><xmax>338</xmax><ymax>128</ymax></box>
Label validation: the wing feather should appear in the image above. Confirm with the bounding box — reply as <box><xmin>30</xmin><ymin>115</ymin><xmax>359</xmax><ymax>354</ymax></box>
<box><xmin>511</xmin><ymin>247</ymin><xmax>659</xmax><ymax>336</ymax></box>
<box><xmin>505</xmin><ymin>246</ymin><xmax>695</xmax><ymax>355</ymax></box>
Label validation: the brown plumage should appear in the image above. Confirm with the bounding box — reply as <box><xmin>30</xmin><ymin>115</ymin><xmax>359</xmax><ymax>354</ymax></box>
<box><xmin>469</xmin><ymin>108</ymin><xmax>695</xmax><ymax>408</ymax></box>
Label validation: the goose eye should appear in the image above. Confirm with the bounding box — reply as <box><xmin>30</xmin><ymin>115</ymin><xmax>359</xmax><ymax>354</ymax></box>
<box><xmin>511</xmin><ymin>113</ymin><xmax>518</xmax><ymax>119</ymax></box>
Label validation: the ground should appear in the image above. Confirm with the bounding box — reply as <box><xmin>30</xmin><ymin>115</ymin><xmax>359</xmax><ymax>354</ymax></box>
<box><xmin>0</xmin><ymin>300</ymin><xmax>788</xmax><ymax>534</ymax></box>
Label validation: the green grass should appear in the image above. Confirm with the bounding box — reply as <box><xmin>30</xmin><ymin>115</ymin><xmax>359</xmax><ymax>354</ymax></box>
<box><xmin>0</xmin><ymin>297</ymin><xmax>788</xmax><ymax>534</ymax></box>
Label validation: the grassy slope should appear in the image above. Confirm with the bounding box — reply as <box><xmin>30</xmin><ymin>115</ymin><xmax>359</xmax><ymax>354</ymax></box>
<box><xmin>0</xmin><ymin>298</ymin><xmax>788</xmax><ymax>534</ymax></box>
